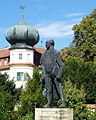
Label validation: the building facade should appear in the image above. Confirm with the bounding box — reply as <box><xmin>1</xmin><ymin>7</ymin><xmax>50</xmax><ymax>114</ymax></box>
<box><xmin>0</xmin><ymin>47</ymin><xmax>45</xmax><ymax>88</ymax></box>
<box><xmin>0</xmin><ymin>18</ymin><xmax>45</xmax><ymax>88</ymax></box>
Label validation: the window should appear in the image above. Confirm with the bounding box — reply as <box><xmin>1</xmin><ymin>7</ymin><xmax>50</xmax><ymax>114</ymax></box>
<box><xmin>27</xmin><ymin>54</ymin><xmax>31</xmax><ymax>62</ymax></box>
<box><xmin>17</xmin><ymin>72</ymin><xmax>24</xmax><ymax>80</ymax></box>
<box><xmin>19</xmin><ymin>53</ymin><xmax>22</xmax><ymax>59</ymax></box>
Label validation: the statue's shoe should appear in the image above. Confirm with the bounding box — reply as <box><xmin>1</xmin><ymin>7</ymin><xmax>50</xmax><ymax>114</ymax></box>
<box><xmin>43</xmin><ymin>104</ymin><xmax>51</xmax><ymax>108</ymax></box>
<box><xmin>58</xmin><ymin>104</ymin><xmax>66</xmax><ymax>108</ymax></box>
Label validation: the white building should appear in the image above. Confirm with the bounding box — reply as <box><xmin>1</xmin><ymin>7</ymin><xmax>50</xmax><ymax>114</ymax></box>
<box><xmin>0</xmin><ymin>19</ymin><xmax>45</xmax><ymax>88</ymax></box>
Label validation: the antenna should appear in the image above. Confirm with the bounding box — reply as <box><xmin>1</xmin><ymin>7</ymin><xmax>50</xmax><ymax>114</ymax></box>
<box><xmin>19</xmin><ymin>5</ymin><xmax>26</xmax><ymax>24</ymax></box>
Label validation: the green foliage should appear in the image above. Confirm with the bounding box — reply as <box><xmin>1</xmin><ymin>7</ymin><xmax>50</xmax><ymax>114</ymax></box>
<box><xmin>87</xmin><ymin>109</ymin><xmax>96</xmax><ymax>120</ymax></box>
<box><xmin>0</xmin><ymin>91</ymin><xmax>13</xmax><ymax>111</ymax></box>
<box><xmin>0</xmin><ymin>73</ymin><xmax>21</xmax><ymax>120</ymax></box>
<box><xmin>61</xmin><ymin>47</ymin><xmax>73</xmax><ymax>61</ymax></box>
<box><xmin>19</xmin><ymin>67</ymin><xmax>46</xmax><ymax>119</ymax></box>
<box><xmin>63</xmin><ymin>80</ymin><xmax>96</xmax><ymax>120</ymax></box>
<box><xmin>63</xmin><ymin>58</ymin><xmax>96</xmax><ymax>103</ymax></box>
<box><xmin>0</xmin><ymin>73</ymin><xmax>21</xmax><ymax>103</ymax></box>
<box><xmin>70</xmin><ymin>9</ymin><xmax>96</xmax><ymax>62</ymax></box>
<box><xmin>0</xmin><ymin>91</ymin><xmax>13</xmax><ymax>120</ymax></box>
<box><xmin>63</xmin><ymin>80</ymin><xmax>88</xmax><ymax>119</ymax></box>
<box><xmin>20</xmin><ymin>113</ymin><xmax>33</xmax><ymax>120</ymax></box>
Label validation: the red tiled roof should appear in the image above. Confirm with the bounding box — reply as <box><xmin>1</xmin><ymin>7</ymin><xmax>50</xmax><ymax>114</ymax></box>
<box><xmin>0</xmin><ymin>65</ymin><xmax>10</xmax><ymax>70</ymax></box>
<box><xmin>33</xmin><ymin>46</ymin><xmax>46</xmax><ymax>54</ymax></box>
<box><xmin>0</xmin><ymin>48</ymin><xmax>10</xmax><ymax>58</ymax></box>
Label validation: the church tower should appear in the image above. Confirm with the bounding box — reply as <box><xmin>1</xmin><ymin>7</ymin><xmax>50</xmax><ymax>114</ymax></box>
<box><xmin>5</xmin><ymin>16</ymin><xmax>40</xmax><ymax>88</ymax></box>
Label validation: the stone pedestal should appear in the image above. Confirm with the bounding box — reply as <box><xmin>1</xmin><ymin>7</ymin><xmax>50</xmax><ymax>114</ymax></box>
<box><xmin>35</xmin><ymin>108</ymin><xmax>73</xmax><ymax>120</ymax></box>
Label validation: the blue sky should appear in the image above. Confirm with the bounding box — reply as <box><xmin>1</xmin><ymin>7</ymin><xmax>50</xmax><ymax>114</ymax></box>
<box><xmin>0</xmin><ymin>0</ymin><xmax>96</xmax><ymax>50</ymax></box>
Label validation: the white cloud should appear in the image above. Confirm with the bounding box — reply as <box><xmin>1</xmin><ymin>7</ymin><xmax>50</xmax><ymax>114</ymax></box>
<box><xmin>36</xmin><ymin>21</ymin><xmax>75</xmax><ymax>38</ymax></box>
<box><xmin>65</xmin><ymin>13</ymin><xmax>84</xmax><ymax>17</ymax></box>
<box><xmin>36</xmin><ymin>12</ymin><xmax>83</xmax><ymax>39</ymax></box>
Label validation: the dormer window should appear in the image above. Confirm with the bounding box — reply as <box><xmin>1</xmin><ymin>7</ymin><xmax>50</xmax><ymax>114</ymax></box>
<box><xmin>19</xmin><ymin>53</ymin><xmax>22</xmax><ymax>59</ymax></box>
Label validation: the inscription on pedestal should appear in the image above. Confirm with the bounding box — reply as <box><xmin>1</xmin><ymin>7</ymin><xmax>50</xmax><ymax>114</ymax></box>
<box><xmin>35</xmin><ymin>108</ymin><xmax>73</xmax><ymax>120</ymax></box>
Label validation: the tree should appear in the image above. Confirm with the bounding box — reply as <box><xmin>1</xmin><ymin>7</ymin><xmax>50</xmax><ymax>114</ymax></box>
<box><xmin>62</xmin><ymin>58</ymin><xmax>96</xmax><ymax>103</ymax></box>
<box><xmin>63</xmin><ymin>80</ymin><xmax>96</xmax><ymax>120</ymax></box>
<box><xmin>0</xmin><ymin>73</ymin><xmax>21</xmax><ymax>120</ymax></box>
<box><xmin>61</xmin><ymin>47</ymin><xmax>73</xmax><ymax>61</ymax></box>
<box><xmin>19</xmin><ymin>67</ymin><xmax>46</xmax><ymax>119</ymax></box>
<box><xmin>70</xmin><ymin>9</ymin><xmax>96</xmax><ymax>62</ymax></box>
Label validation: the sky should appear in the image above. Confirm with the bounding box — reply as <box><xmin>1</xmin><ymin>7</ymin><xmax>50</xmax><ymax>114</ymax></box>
<box><xmin>0</xmin><ymin>0</ymin><xmax>96</xmax><ymax>50</ymax></box>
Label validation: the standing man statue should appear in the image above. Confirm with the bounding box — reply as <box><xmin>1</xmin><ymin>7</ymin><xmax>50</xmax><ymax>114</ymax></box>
<box><xmin>40</xmin><ymin>40</ymin><xmax>66</xmax><ymax>108</ymax></box>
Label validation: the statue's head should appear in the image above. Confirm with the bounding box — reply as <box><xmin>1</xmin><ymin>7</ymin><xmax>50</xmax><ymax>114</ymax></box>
<box><xmin>45</xmin><ymin>39</ymin><xmax>55</xmax><ymax>49</ymax></box>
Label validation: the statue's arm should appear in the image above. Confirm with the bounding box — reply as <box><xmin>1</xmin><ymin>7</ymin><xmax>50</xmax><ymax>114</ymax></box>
<box><xmin>55</xmin><ymin>52</ymin><xmax>64</xmax><ymax>79</ymax></box>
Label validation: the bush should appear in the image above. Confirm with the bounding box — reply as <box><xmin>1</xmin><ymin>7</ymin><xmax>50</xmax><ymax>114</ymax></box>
<box><xmin>63</xmin><ymin>58</ymin><xmax>96</xmax><ymax>103</ymax></box>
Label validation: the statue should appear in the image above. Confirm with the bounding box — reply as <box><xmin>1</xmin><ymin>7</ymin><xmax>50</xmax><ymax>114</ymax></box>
<box><xmin>40</xmin><ymin>40</ymin><xmax>66</xmax><ymax>108</ymax></box>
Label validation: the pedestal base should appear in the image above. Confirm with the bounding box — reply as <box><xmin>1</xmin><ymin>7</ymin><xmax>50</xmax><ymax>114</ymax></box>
<box><xmin>35</xmin><ymin>108</ymin><xmax>73</xmax><ymax>120</ymax></box>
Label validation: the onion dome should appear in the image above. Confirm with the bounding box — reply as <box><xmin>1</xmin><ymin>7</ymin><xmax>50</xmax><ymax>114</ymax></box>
<box><xmin>5</xmin><ymin>17</ymin><xmax>39</xmax><ymax>48</ymax></box>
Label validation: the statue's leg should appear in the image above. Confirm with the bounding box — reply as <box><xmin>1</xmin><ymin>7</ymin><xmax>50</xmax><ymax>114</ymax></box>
<box><xmin>43</xmin><ymin>77</ymin><xmax>52</xmax><ymax>108</ymax></box>
<box><xmin>43</xmin><ymin>92</ymin><xmax>52</xmax><ymax>108</ymax></box>
<box><xmin>58</xmin><ymin>83</ymin><xmax>66</xmax><ymax>108</ymax></box>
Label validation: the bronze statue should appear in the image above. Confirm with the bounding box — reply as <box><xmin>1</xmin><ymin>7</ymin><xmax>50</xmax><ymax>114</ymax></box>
<box><xmin>40</xmin><ymin>40</ymin><xmax>66</xmax><ymax>108</ymax></box>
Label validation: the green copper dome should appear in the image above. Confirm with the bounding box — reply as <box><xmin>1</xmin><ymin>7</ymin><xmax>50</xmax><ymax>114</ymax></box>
<box><xmin>5</xmin><ymin>21</ymin><xmax>39</xmax><ymax>48</ymax></box>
